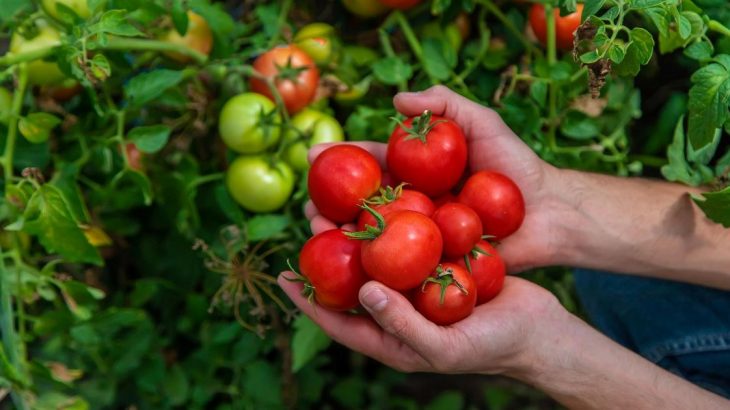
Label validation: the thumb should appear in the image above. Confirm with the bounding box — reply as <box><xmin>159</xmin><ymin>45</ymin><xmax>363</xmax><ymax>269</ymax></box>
<box><xmin>359</xmin><ymin>281</ymin><xmax>444</xmax><ymax>357</ymax></box>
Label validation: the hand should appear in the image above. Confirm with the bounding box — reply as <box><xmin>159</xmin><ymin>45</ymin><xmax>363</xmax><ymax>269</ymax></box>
<box><xmin>305</xmin><ymin>85</ymin><xmax>564</xmax><ymax>272</ymax></box>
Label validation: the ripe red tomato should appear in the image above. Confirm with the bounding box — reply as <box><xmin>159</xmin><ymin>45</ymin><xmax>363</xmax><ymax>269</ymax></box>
<box><xmin>431</xmin><ymin>202</ymin><xmax>482</xmax><ymax>258</ymax></box>
<box><xmin>412</xmin><ymin>263</ymin><xmax>476</xmax><ymax>326</ymax></box>
<box><xmin>454</xmin><ymin>240</ymin><xmax>505</xmax><ymax>305</ymax></box>
<box><xmin>457</xmin><ymin>171</ymin><xmax>525</xmax><ymax>239</ymax></box>
<box><xmin>378</xmin><ymin>0</ymin><xmax>421</xmax><ymax>9</ymax></box>
<box><xmin>529</xmin><ymin>3</ymin><xmax>584</xmax><ymax>51</ymax></box>
<box><xmin>386</xmin><ymin>110</ymin><xmax>467</xmax><ymax>197</ymax></box>
<box><xmin>350</xmin><ymin>210</ymin><xmax>442</xmax><ymax>291</ymax></box>
<box><xmin>298</xmin><ymin>229</ymin><xmax>369</xmax><ymax>311</ymax></box>
<box><xmin>250</xmin><ymin>45</ymin><xmax>319</xmax><ymax>114</ymax></box>
<box><xmin>356</xmin><ymin>185</ymin><xmax>435</xmax><ymax>231</ymax></box>
<box><xmin>308</xmin><ymin>145</ymin><xmax>382</xmax><ymax>223</ymax></box>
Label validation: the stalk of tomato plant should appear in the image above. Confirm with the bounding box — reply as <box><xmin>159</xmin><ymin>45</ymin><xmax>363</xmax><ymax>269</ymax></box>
<box><xmin>545</xmin><ymin>3</ymin><xmax>558</xmax><ymax>150</ymax></box>
<box><xmin>2</xmin><ymin>65</ymin><xmax>28</xmax><ymax>191</ymax></box>
<box><xmin>393</xmin><ymin>12</ymin><xmax>441</xmax><ymax>86</ymax></box>
<box><xmin>377</xmin><ymin>28</ymin><xmax>408</xmax><ymax>91</ymax></box>
<box><xmin>0</xmin><ymin>250</ymin><xmax>29</xmax><ymax>410</ymax></box>
<box><xmin>708</xmin><ymin>20</ymin><xmax>730</xmax><ymax>37</ymax></box>
<box><xmin>268</xmin><ymin>0</ymin><xmax>294</xmax><ymax>48</ymax></box>
<box><xmin>478</xmin><ymin>0</ymin><xmax>539</xmax><ymax>55</ymax></box>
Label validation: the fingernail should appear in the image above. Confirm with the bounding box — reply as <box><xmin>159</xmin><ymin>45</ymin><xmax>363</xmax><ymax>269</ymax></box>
<box><xmin>361</xmin><ymin>287</ymin><xmax>388</xmax><ymax>312</ymax></box>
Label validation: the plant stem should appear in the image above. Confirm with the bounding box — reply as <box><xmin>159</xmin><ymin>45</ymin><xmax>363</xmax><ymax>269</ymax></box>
<box><xmin>708</xmin><ymin>20</ymin><xmax>730</xmax><ymax>38</ymax></box>
<box><xmin>456</xmin><ymin>7</ymin><xmax>490</xmax><ymax>82</ymax></box>
<box><xmin>269</xmin><ymin>0</ymin><xmax>293</xmax><ymax>47</ymax></box>
<box><xmin>478</xmin><ymin>0</ymin><xmax>540</xmax><ymax>56</ymax></box>
<box><xmin>0</xmin><ymin>47</ymin><xmax>54</xmax><ymax>67</ymax></box>
<box><xmin>3</xmin><ymin>65</ymin><xmax>28</xmax><ymax>192</ymax></box>
<box><xmin>545</xmin><ymin>4</ymin><xmax>559</xmax><ymax>150</ymax></box>
<box><xmin>378</xmin><ymin>28</ymin><xmax>408</xmax><ymax>91</ymax></box>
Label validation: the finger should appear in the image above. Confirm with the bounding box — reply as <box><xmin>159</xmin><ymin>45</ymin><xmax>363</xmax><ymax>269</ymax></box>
<box><xmin>308</xmin><ymin>141</ymin><xmax>388</xmax><ymax>169</ymax></box>
<box><xmin>278</xmin><ymin>274</ymin><xmax>429</xmax><ymax>371</ymax></box>
<box><xmin>304</xmin><ymin>200</ymin><xmax>319</xmax><ymax>220</ymax></box>
<box><xmin>310</xmin><ymin>215</ymin><xmax>337</xmax><ymax>235</ymax></box>
<box><xmin>358</xmin><ymin>281</ymin><xmax>447</xmax><ymax>360</ymax></box>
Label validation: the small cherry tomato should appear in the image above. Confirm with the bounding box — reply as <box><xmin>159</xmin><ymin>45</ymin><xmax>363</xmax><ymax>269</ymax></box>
<box><xmin>163</xmin><ymin>11</ymin><xmax>213</xmax><ymax>62</ymax></box>
<box><xmin>387</xmin><ymin>110</ymin><xmax>467</xmax><ymax>197</ymax></box>
<box><xmin>308</xmin><ymin>145</ymin><xmax>382</xmax><ymax>223</ymax></box>
<box><xmin>226</xmin><ymin>155</ymin><xmax>295</xmax><ymax>212</ymax></box>
<box><xmin>529</xmin><ymin>3</ymin><xmax>584</xmax><ymax>51</ymax></box>
<box><xmin>356</xmin><ymin>185</ymin><xmax>435</xmax><ymax>231</ymax></box>
<box><xmin>454</xmin><ymin>240</ymin><xmax>505</xmax><ymax>305</ymax></box>
<box><xmin>432</xmin><ymin>202</ymin><xmax>482</xmax><ymax>258</ymax></box>
<box><xmin>10</xmin><ymin>22</ymin><xmax>66</xmax><ymax>86</ymax></box>
<box><xmin>297</xmin><ymin>229</ymin><xmax>370</xmax><ymax>311</ymax></box>
<box><xmin>218</xmin><ymin>93</ymin><xmax>281</xmax><ymax>154</ymax></box>
<box><xmin>294</xmin><ymin>23</ymin><xmax>339</xmax><ymax>65</ymax></box>
<box><xmin>250</xmin><ymin>45</ymin><xmax>319</xmax><ymax>114</ymax></box>
<box><xmin>124</xmin><ymin>142</ymin><xmax>145</xmax><ymax>172</ymax></box>
<box><xmin>412</xmin><ymin>263</ymin><xmax>476</xmax><ymax>326</ymax></box>
<box><xmin>457</xmin><ymin>171</ymin><xmax>525</xmax><ymax>240</ymax></box>
<box><xmin>283</xmin><ymin>109</ymin><xmax>344</xmax><ymax>172</ymax></box>
<box><xmin>348</xmin><ymin>209</ymin><xmax>442</xmax><ymax>291</ymax></box>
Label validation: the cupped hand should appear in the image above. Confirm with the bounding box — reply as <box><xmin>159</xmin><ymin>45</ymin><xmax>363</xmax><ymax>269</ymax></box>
<box><xmin>305</xmin><ymin>85</ymin><xmax>564</xmax><ymax>272</ymax></box>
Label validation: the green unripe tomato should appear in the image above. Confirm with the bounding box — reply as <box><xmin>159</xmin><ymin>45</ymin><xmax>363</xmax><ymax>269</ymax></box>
<box><xmin>9</xmin><ymin>23</ymin><xmax>66</xmax><ymax>86</ymax></box>
<box><xmin>294</xmin><ymin>23</ymin><xmax>339</xmax><ymax>65</ymax></box>
<box><xmin>226</xmin><ymin>156</ymin><xmax>295</xmax><ymax>213</ymax></box>
<box><xmin>41</xmin><ymin>0</ymin><xmax>90</xmax><ymax>20</ymax></box>
<box><xmin>219</xmin><ymin>93</ymin><xmax>281</xmax><ymax>154</ymax></box>
<box><xmin>284</xmin><ymin>109</ymin><xmax>344</xmax><ymax>172</ymax></box>
<box><xmin>341</xmin><ymin>0</ymin><xmax>389</xmax><ymax>18</ymax></box>
<box><xmin>0</xmin><ymin>88</ymin><xmax>12</xmax><ymax>125</ymax></box>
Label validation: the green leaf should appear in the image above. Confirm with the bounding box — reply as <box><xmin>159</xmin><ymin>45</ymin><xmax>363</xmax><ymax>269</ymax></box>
<box><xmin>291</xmin><ymin>315</ymin><xmax>331</xmax><ymax>373</ymax></box>
<box><xmin>661</xmin><ymin>116</ymin><xmax>703</xmax><ymax>186</ymax></box>
<box><xmin>245</xmin><ymin>214</ymin><xmax>290</xmax><ymax>241</ymax></box>
<box><xmin>127</xmin><ymin>125</ymin><xmax>170</xmax><ymax>153</ymax></box>
<box><xmin>582</xmin><ymin>0</ymin><xmax>606</xmax><ymax>20</ymax></box>
<box><xmin>687</xmin><ymin>57</ymin><xmax>730</xmax><ymax>150</ymax></box>
<box><xmin>645</xmin><ymin>7</ymin><xmax>669</xmax><ymax>35</ymax></box>
<box><xmin>18</xmin><ymin>113</ymin><xmax>61</xmax><ymax>144</ymax></box>
<box><xmin>431</xmin><ymin>0</ymin><xmax>452</xmax><ymax>14</ymax></box>
<box><xmin>90</xmin><ymin>10</ymin><xmax>144</xmax><ymax>37</ymax></box>
<box><xmin>162</xmin><ymin>364</ymin><xmax>189</xmax><ymax>406</ymax></box>
<box><xmin>242</xmin><ymin>361</ymin><xmax>282</xmax><ymax>406</ymax></box>
<box><xmin>125</xmin><ymin>170</ymin><xmax>154</xmax><ymax>205</ymax></box>
<box><xmin>19</xmin><ymin>185</ymin><xmax>102</xmax><ymax>265</ymax></box>
<box><xmin>529</xmin><ymin>81</ymin><xmax>548</xmax><ymax>108</ymax></box>
<box><xmin>676</xmin><ymin>13</ymin><xmax>692</xmax><ymax>39</ymax></box>
<box><xmin>124</xmin><ymin>69</ymin><xmax>185</xmax><ymax>108</ymax></box>
<box><xmin>601</xmin><ymin>6</ymin><xmax>619</xmax><ymax>20</ymax></box>
<box><xmin>372</xmin><ymin>57</ymin><xmax>413</xmax><ymax>86</ymax></box>
<box><xmin>422</xmin><ymin>38</ymin><xmax>457</xmax><ymax>81</ymax></box>
<box><xmin>692</xmin><ymin>187</ymin><xmax>730</xmax><ymax>227</ymax></box>
<box><xmin>89</xmin><ymin>54</ymin><xmax>111</xmax><ymax>80</ymax></box>
<box><xmin>684</xmin><ymin>41</ymin><xmax>713</xmax><ymax>61</ymax></box>
<box><xmin>608</xmin><ymin>43</ymin><xmax>626</xmax><ymax>64</ymax></box>
<box><xmin>425</xmin><ymin>391</ymin><xmax>464</xmax><ymax>410</ymax></box>
<box><xmin>171</xmin><ymin>0</ymin><xmax>189</xmax><ymax>35</ymax></box>
<box><xmin>580</xmin><ymin>50</ymin><xmax>601</xmax><ymax>64</ymax></box>
<box><xmin>614</xmin><ymin>28</ymin><xmax>654</xmax><ymax>76</ymax></box>
<box><xmin>560</xmin><ymin>111</ymin><xmax>601</xmax><ymax>139</ymax></box>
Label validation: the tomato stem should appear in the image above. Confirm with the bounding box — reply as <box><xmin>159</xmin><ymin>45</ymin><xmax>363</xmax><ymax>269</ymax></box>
<box><xmin>708</xmin><ymin>20</ymin><xmax>730</xmax><ymax>38</ymax></box>
<box><xmin>345</xmin><ymin>204</ymin><xmax>386</xmax><ymax>240</ymax></box>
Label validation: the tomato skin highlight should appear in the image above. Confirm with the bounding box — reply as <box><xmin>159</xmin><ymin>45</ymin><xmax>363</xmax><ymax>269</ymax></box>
<box><xmin>432</xmin><ymin>202</ymin><xmax>483</xmax><ymax>258</ymax></box>
<box><xmin>386</xmin><ymin>113</ymin><xmax>467</xmax><ymax>197</ymax></box>
<box><xmin>454</xmin><ymin>240</ymin><xmax>505</xmax><ymax>305</ymax></box>
<box><xmin>308</xmin><ymin>145</ymin><xmax>382</xmax><ymax>223</ymax></box>
<box><xmin>356</xmin><ymin>189</ymin><xmax>435</xmax><ymax>231</ymax></box>
<box><xmin>412</xmin><ymin>263</ymin><xmax>476</xmax><ymax>326</ymax></box>
<box><xmin>359</xmin><ymin>210</ymin><xmax>443</xmax><ymax>291</ymax></box>
<box><xmin>529</xmin><ymin>3</ymin><xmax>584</xmax><ymax>51</ymax></box>
<box><xmin>250</xmin><ymin>45</ymin><xmax>319</xmax><ymax>114</ymax></box>
<box><xmin>299</xmin><ymin>229</ymin><xmax>369</xmax><ymax>311</ymax></box>
<box><xmin>457</xmin><ymin>171</ymin><xmax>525</xmax><ymax>239</ymax></box>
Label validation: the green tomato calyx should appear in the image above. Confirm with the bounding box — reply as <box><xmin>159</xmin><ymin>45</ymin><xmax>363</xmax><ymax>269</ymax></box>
<box><xmin>421</xmin><ymin>265</ymin><xmax>468</xmax><ymax>305</ymax></box>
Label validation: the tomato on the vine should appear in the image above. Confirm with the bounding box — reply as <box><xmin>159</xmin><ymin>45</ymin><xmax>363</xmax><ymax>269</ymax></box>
<box><xmin>341</xmin><ymin>0</ymin><xmax>389</xmax><ymax>18</ymax></box>
<box><xmin>457</xmin><ymin>171</ymin><xmax>525</xmax><ymax>239</ymax></box>
<box><xmin>528</xmin><ymin>3</ymin><xmax>584</xmax><ymax>51</ymax></box>
<box><xmin>124</xmin><ymin>143</ymin><xmax>145</xmax><ymax>172</ymax></box>
<box><xmin>386</xmin><ymin>110</ymin><xmax>467</xmax><ymax>197</ymax></box>
<box><xmin>219</xmin><ymin>93</ymin><xmax>281</xmax><ymax>154</ymax></box>
<box><xmin>226</xmin><ymin>156</ymin><xmax>295</xmax><ymax>213</ymax></box>
<box><xmin>163</xmin><ymin>11</ymin><xmax>213</xmax><ymax>62</ymax></box>
<box><xmin>431</xmin><ymin>202</ymin><xmax>482</xmax><ymax>258</ymax></box>
<box><xmin>41</xmin><ymin>0</ymin><xmax>90</xmax><ymax>20</ymax></box>
<box><xmin>378</xmin><ymin>0</ymin><xmax>421</xmax><ymax>10</ymax></box>
<box><xmin>9</xmin><ymin>22</ymin><xmax>66</xmax><ymax>86</ymax></box>
<box><xmin>294</xmin><ymin>23</ymin><xmax>339</xmax><ymax>66</ymax></box>
<box><xmin>250</xmin><ymin>45</ymin><xmax>319</xmax><ymax>114</ymax></box>
<box><xmin>308</xmin><ymin>145</ymin><xmax>382</xmax><ymax>223</ymax></box>
<box><xmin>296</xmin><ymin>229</ymin><xmax>369</xmax><ymax>311</ymax></box>
<box><xmin>283</xmin><ymin>109</ymin><xmax>344</xmax><ymax>172</ymax></box>
<box><xmin>356</xmin><ymin>185</ymin><xmax>435</xmax><ymax>231</ymax></box>
<box><xmin>454</xmin><ymin>240</ymin><xmax>505</xmax><ymax>305</ymax></box>
<box><xmin>347</xmin><ymin>209</ymin><xmax>442</xmax><ymax>291</ymax></box>
<box><xmin>412</xmin><ymin>263</ymin><xmax>476</xmax><ymax>326</ymax></box>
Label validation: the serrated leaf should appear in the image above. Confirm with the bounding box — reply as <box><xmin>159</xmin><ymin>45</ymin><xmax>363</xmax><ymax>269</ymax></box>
<box><xmin>608</xmin><ymin>43</ymin><xmax>626</xmax><ymax>63</ymax></box>
<box><xmin>529</xmin><ymin>81</ymin><xmax>547</xmax><ymax>108</ymax></box>
<box><xmin>89</xmin><ymin>10</ymin><xmax>144</xmax><ymax>37</ymax></box>
<box><xmin>124</xmin><ymin>69</ymin><xmax>185</xmax><ymax>108</ymax></box>
<box><xmin>661</xmin><ymin>116</ymin><xmax>703</xmax><ymax>186</ymax></box>
<box><xmin>687</xmin><ymin>58</ymin><xmax>730</xmax><ymax>150</ymax></box>
<box><xmin>21</xmin><ymin>185</ymin><xmax>102</xmax><ymax>265</ymax></box>
<box><xmin>246</xmin><ymin>214</ymin><xmax>290</xmax><ymax>241</ymax></box>
<box><xmin>645</xmin><ymin>7</ymin><xmax>669</xmax><ymax>36</ymax></box>
<box><xmin>372</xmin><ymin>57</ymin><xmax>413</xmax><ymax>86</ymax></box>
<box><xmin>19</xmin><ymin>113</ymin><xmax>61</xmax><ymax>144</ymax></box>
<box><xmin>676</xmin><ymin>13</ymin><xmax>691</xmax><ymax>39</ymax></box>
<box><xmin>601</xmin><ymin>6</ymin><xmax>619</xmax><ymax>20</ymax></box>
<box><xmin>692</xmin><ymin>187</ymin><xmax>730</xmax><ymax>227</ymax></box>
<box><xmin>684</xmin><ymin>41</ymin><xmax>713</xmax><ymax>61</ymax></box>
<box><xmin>560</xmin><ymin>110</ymin><xmax>601</xmax><ymax>139</ymax></box>
<box><xmin>614</xmin><ymin>28</ymin><xmax>654</xmax><ymax>76</ymax></box>
<box><xmin>90</xmin><ymin>54</ymin><xmax>111</xmax><ymax>80</ymax></box>
<box><xmin>422</xmin><ymin>38</ymin><xmax>457</xmax><ymax>81</ymax></box>
<box><xmin>291</xmin><ymin>315</ymin><xmax>331</xmax><ymax>373</ymax></box>
<box><xmin>582</xmin><ymin>0</ymin><xmax>606</xmax><ymax>20</ymax></box>
<box><xmin>580</xmin><ymin>50</ymin><xmax>601</xmax><ymax>64</ymax></box>
<box><xmin>127</xmin><ymin>125</ymin><xmax>170</xmax><ymax>153</ymax></box>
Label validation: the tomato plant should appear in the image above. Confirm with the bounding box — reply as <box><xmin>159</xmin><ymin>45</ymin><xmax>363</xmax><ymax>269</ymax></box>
<box><xmin>529</xmin><ymin>3</ymin><xmax>584</xmax><ymax>51</ymax></box>
<box><xmin>9</xmin><ymin>22</ymin><xmax>65</xmax><ymax>85</ymax></box>
<box><xmin>226</xmin><ymin>155</ymin><xmax>295</xmax><ymax>213</ymax></box>
<box><xmin>431</xmin><ymin>202</ymin><xmax>482</xmax><ymax>258</ymax></box>
<box><xmin>457</xmin><ymin>171</ymin><xmax>525</xmax><ymax>240</ymax></box>
<box><xmin>356</xmin><ymin>184</ymin><xmax>435</xmax><ymax>230</ymax></box>
<box><xmin>412</xmin><ymin>263</ymin><xmax>476</xmax><ymax>326</ymax></box>
<box><xmin>219</xmin><ymin>92</ymin><xmax>281</xmax><ymax>154</ymax></box>
<box><xmin>250</xmin><ymin>45</ymin><xmax>319</xmax><ymax>114</ymax></box>
<box><xmin>283</xmin><ymin>109</ymin><xmax>344</xmax><ymax>172</ymax></box>
<box><xmin>454</xmin><ymin>240</ymin><xmax>506</xmax><ymax>305</ymax></box>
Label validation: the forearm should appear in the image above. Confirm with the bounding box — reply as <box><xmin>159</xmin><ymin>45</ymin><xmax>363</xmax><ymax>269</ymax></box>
<box><xmin>549</xmin><ymin>168</ymin><xmax>730</xmax><ymax>289</ymax></box>
<box><xmin>511</xmin><ymin>313</ymin><xmax>729</xmax><ymax>409</ymax></box>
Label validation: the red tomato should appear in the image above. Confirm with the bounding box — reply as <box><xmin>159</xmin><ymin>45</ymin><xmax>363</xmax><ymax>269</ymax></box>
<box><xmin>356</xmin><ymin>185</ymin><xmax>435</xmax><ymax>231</ymax></box>
<box><xmin>457</xmin><ymin>171</ymin><xmax>525</xmax><ymax>239</ymax></box>
<box><xmin>349</xmin><ymin>210</ymin><xmax>442</xmax><ymax>291</ymax></box>
<box><xmin>431</xmin><ymin>202</ymin><xmax>482</xmax><ymax>258</ymax></box>
<box><xmin>250</xmin><ymin>45</ymin><xmax>319</xmax><ymax>114</ymax></box>
<box><xmin>124</xmin><ymin>143</ymin><xmax>145</xmax><ymax>172</ymax></box>
<box><xmin>454</xmin><ymin>240</ymin><xmax>505</xmax><ymax>305</ymax></box>
<box><xmin>308</xmin><ymin>145</ymin><xmax>382</xmax><ymax>224</ymax></box>
<box><xmin>378</xmin><ymin>0</ymin><xmax>421</xmax><ymax>9</ymax></box>
<box><xmin>412</xmin><ymin>263</ymin><xmax>476</xmax><ymax>326</ymax></box>
<box><xmin>386</xmin><ymin>110</ymin><xmax>467</xmax><ymax>197</ymax></box>
<box><xmin>298</xmin><ymin>229</ymin><xmax>369</xmax><ymax>311</ymax></box>
<box><xmin>529</xmin><ymin>3</ymin><xmax>584</xmax><ymax>51</ymax></box>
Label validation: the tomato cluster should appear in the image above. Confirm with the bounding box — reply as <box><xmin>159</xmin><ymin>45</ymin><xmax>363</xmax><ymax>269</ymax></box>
<box><xmin>296</xmin><ymin>111</ymin><xmax>524</xmax><ymax>325</ymax></box>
